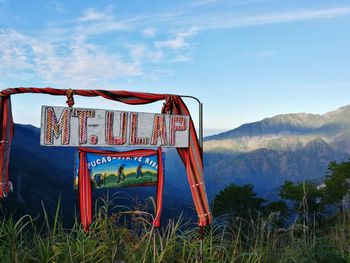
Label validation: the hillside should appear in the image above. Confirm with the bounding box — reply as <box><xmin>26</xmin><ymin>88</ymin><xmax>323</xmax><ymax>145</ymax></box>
<box><xmin>205</xmin><ymin>105</ymin><xmax>350</xmax><ymax>153</ymax></box>
<box><xmin>204</xmin><ymin>139</ymin><xmax>347</xmax><ymax>200</ymax></box>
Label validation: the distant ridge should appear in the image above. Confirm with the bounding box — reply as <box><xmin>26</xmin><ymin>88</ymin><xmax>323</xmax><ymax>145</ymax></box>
<box><xmin>205</xmin><ymin>105</ymin><xmax>350</xmax><ymax>153</ymax></box>
<box><xmin>204</xmin><ymin>137</ymin><xmax>347</xmax><ymax>199</ymax></box>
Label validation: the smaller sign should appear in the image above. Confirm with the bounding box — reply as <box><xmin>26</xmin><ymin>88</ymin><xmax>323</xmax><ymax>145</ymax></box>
<box><xmin>40</xmin><ymin>106</ymin><xmax>189</xmax><ymax>147</ymax></box>
<box><xmin>74</xmin><ymin>149</ymin><xmax>163</xmax><ymax>189</ymax></box>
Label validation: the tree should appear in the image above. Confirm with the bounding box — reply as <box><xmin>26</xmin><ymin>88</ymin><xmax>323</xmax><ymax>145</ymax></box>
<box><xmin>212</xmin><ymin>184</ymin><xmax>265</xmax><ymax>219</ymax></box>
<box><xmin>280</xmin><ymin>180</ymin><xmax>324</xmax><ymax>225</ymax></box>
<box><xmin>264</xmin><ymin>200</ymin><xmax>289</xmax><ymax>227</ymax></box>
<box><xmin>323</xmin><ymin>160</ymin><xmax>350</xmax><ymax>212</ymax></box>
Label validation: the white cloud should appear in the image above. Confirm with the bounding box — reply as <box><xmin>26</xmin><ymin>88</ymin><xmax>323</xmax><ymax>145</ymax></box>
<box><xmin>0</xmin><ymin>30</ymin><xmax>142</xmax><ymax>88</ymax></box>
<box><xmin>127</xmin><ymin>43</ymin><xmax>165</xmax><ymax>65</ymax></box>
<box><xmin>170</xmin><ymin>54</ymin><xmax>193</xmax><ymax>63</ymax></box>
<box><xmin>148</xmin><ymin>50</ymin><xmax>163</xmax><ymax>63</ymax></box>
<box><xmin>155</xmin><ymin>27</ymin><xmax>198</xmax><ymax>50</ymax></box>
<box><xmin>3</xmin><ymin>3</ymin><xmax>348</xmax><ymax>89</ymax></box>
<box><xmin>142</xmin><ymin>27</ymin><xmax>156</xmax><ymax>37</ymax></box>
<box><xmin>0</xmin><ymin>31</ymin><xmax>31</xmax><ymax>69</ymax></box>
<box><xmin>79</xmin><ymin>6</ymin><xmax>113</xmax><ymax>22</ymax></box>
<box><xmin>122</xmin><ymin>5</ymin><xmax>350</xmax><ymax>30</ymax></box>
<box><xmin>186</xmin><ymin>7</ymin><xmax>350</xmax><ymax>29</ymax></box>
<box><xmin>0</xmin><ymin>5</ymin><xmax>196</xmax><ymax>88</ymax></box>
<box><xmin>128</xmin><ymin>44</ymin><xmax>146</xmax><ymax>64</ymax></box>
<box><xmin>74</xmin><ymin>6</ymin><xmax>129</xmax><ymax>37</ymax></box>
<box><xmin>74</xmin><ymin>21</ymin><xmax>127</xmax><ymax>37</ymax></box>
<box><xmin>242</xmin><ymin>50</ymin><xmax>276</xmax><ymax>58</ymax></box>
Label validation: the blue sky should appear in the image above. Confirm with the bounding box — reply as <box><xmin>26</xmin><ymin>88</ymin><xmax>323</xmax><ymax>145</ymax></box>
<box><xmin>1</xmin><ymin>0</ymin><xmax>350</xmax><ymax>135</ymax></box>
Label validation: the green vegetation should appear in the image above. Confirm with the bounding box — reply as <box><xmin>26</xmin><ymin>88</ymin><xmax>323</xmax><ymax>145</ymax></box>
<box><xmin>280</xmin><ymin>180</ymin><xmax>324</xmax><ymax>225</ymax></box>
<box><xmin>324</xmin><ymin>161</ymin><xmax>350</xmax><ymax>211</ymax></box>
<box><xmin>1</xmin><ymin>194</ymin><xmax>350</xmax><ymax>262</ymax></box>
<box><xmin>2</xmin><ymin>160</ymin><xmax>350</xmax><ymax>262</ymax></box>
<box><xmin>212</xmin><ymin>184</ymin><xmax>265</xmax><ymax>218</ymax></box>
<box><xmin>0</xmin><ymin>199</ymin><xmax>350</xmax><ymax>262</ymax></box>
<box><xmin>213</xmin><ymin>159</ymin><xmax>350</xmax><ymax>225</ymax></box>
<box><xmin>213</xmin><ymin>184</ymin><xmax>289</xmax><ymax>226</ymax></box>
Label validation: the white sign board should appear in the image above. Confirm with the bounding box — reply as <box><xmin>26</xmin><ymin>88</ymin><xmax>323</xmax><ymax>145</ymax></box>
<box><xmin>40</xmin><ymin>106</ymin><xmax>189</xmax><ymax>147</ymax></box>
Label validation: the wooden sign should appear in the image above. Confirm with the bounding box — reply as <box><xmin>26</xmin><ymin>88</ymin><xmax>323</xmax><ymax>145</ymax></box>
<box><xmin>40</xmin><ymin>106</ymin><xmax>189</xmax><ymax>147</ymax></box>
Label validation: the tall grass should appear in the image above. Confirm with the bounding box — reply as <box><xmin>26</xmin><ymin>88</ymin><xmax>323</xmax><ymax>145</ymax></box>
<box><xmin>0</xmin><ymin>194</ymin><xmax>349</xmax><ymax>262</ymax></box>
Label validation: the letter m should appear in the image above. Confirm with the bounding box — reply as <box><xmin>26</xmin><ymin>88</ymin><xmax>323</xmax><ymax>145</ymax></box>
<box><xmin>44</xmin><ymin>107</ymin><xmax>71</xmax><ymax>145</ymax></box>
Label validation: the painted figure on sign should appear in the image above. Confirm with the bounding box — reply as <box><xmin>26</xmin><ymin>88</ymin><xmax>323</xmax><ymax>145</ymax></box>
<box><xmin>94</xmin><ymin>173</ymin><xmax>102</xmax><ymax>187</ymax></box>
<box><xmin>136</xmin><ymin>164</ymin><xmax>143</xmax><ymax>178</ymax></box>
<box><xmin>117</xmin><ymin>164</ymin><xmax>125</xmax><ymax>183</ymax></box>
<box><xmin>101</xmin><ymin>173</ymin><xmax>107</xmax><ymax>185</ymax></box>
<box><xmin>93</xmin><ymin>173</ymin><xmax>107</xmax><ymax>187</ymax></box>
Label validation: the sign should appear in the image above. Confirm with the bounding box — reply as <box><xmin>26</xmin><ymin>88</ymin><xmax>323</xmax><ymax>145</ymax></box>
<box><xmin>40</xmin><ymin>106</ymin><xmax>189</xmax><ymax>147</ymax></box>
<box><xmin>74</xmin><ymin>149</ymin><xmax>162</xmax><ymax>189</ymax></box>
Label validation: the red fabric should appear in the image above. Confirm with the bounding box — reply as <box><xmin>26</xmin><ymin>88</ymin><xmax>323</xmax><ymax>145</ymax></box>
<box><xmin>0</xmin><ymin>97</ymin><xmax>14</xmax><ymax>198</ymax></box>
<box><xmin>0</xmin><ymin>88</ymin><xmax>165</xmax><ymax>105</ymax></box>
<box><xmin>0</xmin><ymin>87</ymin><xmax>212</xmax><ymax>227</ymax></box>
<box><xmin>153</xmin><ymin>147</ymin><xmax>164</xmax><ymax>227</ymax></box>
<box><xmin>171</xmin><ymin>96</ymin><xmax>212</xmax><ymax>226</ymax></box>
<box><xmin>78</xmin><ymin>150</ymin><xmax>93</xmax><ymax>232</ymax></box>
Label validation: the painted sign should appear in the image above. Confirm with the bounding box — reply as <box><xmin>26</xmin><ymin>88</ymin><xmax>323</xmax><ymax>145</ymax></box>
<box><xmin>74</xmin><ymin>149</ymin><xmax>162</xmax><ymax>189</ymax></box>
<box><xmin>40</xmin><ymin>106</ymin><xmax>189</xmax><ymax>147</ymax></box>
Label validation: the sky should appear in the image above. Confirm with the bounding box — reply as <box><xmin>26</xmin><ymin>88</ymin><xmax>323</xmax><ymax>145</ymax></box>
<box><xmin>1</xmin><ymin>0</ymin><xmax>350</xmax><ymax>136</ymax></box>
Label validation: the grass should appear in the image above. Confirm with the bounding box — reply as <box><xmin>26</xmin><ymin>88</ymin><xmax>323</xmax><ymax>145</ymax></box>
<box><xmin>1</xmin><ymin>195</ymin><xmax>350</xmax><ymax>262</ymax></box>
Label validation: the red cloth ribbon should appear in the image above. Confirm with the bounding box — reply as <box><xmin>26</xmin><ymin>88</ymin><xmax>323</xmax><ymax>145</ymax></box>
<box><xmin>154</xmin><ymin>147</ymin><xmax>164</xmax><ymax>227</ymax></box>
<box><xmin>78</xmin><ymin>150</ymin><xmax>92</xmax><ymax>232</ymax></box>
<box><xmin>0</xmin><ymin>97</ymin><xmax>14</xmax><ymax>198</ymax></box>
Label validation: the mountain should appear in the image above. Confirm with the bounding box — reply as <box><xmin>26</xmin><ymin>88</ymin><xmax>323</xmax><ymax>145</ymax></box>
<box><xmin>2</xmin><ymin>124</ymin><xmax>77</xmax><ymax>224</ymax></box>
<box><xmin>204</xmin><ymin>139</ymin><xmax>347</xmax><ymax>200</ymax></box>
<box><xmin>205</xmin><ymin>105</ymin><xmax>350</xmax><ymax>153</ymax></box>
<box><xmin>203</xmin><ymin>105</ymin><xmax>350</xmax><ymax>199</ymax></box>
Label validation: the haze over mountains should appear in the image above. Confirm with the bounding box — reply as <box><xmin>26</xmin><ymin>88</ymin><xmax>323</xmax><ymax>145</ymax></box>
<box><xmin>2</xmin><ymin>105</ymin><xmax>350</xmax><ymax>222</ymax></box>
<box><xmin>205</xmin><ymin>105</ymin><xmax>350</xmax><ymax>153</ymax></box>
<box><xmin>203</xmin><ymin>105</ymin><xmax>350</xmax><ymax>199</ymax></box>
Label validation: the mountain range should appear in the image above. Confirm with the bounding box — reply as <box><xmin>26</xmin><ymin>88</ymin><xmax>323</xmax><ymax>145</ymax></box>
<box><xmin>203</xmin><ymin>105</ymin><xmax>350</xmax><ymax>199</ymax></box>
<box><xmin>205</xmin><ymin>105</ymin><xmax>350</xmax><ymax>153</ymax></box>
<box><xmin>1</xmin><ymin>105</ymin><xmax>350</xmax><ymax>223</ymax></box>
